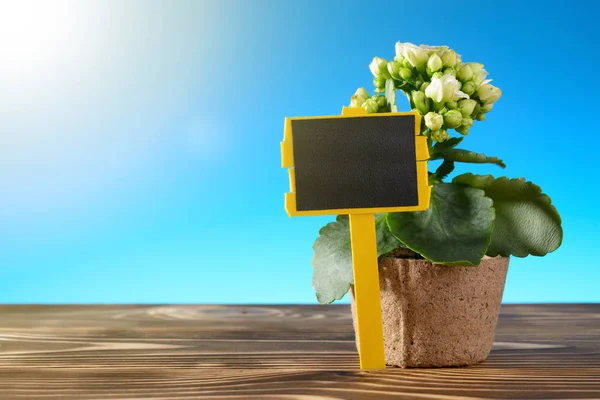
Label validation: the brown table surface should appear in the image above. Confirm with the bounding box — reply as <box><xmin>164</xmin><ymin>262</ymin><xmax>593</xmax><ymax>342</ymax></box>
<box><xmin>0</xmin><ymin>304</ymin><xmax>598</xmax><ymax>399</ymax></box>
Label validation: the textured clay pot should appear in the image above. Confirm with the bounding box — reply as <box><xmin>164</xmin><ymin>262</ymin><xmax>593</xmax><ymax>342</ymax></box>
<box><xmin>350</xmin><ymin>250</ymin><xmax>509</xmax><ymax>368</ymax></box>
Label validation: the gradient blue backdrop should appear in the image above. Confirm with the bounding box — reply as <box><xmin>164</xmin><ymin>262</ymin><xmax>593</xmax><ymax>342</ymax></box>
<box><xmin>1</xmin><ymin>0</ymin><xmax>598</xmax><ymax>303</ymax></box>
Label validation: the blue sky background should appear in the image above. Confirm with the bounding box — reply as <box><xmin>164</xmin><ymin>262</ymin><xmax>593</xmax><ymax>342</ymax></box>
<box><xmin>0</xmin><ymin>0</ymin><xmax>598</xmax><ymax>303</ymax></box>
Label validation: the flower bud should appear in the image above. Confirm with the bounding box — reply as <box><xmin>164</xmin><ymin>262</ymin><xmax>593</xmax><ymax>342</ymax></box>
<box><xmin>443</xmin><ymin>109</ymin><xmax>463</xmax><ymax>128</ymax></box>
<box><xmin>461</xmin><ymin>81</ymin><xmax>477</xmax><ymax>96</ymax></box>
<box><xmin>387</xmin><ymin>61</ymin><xmax>401</xmax><ymax>80</ymax></box>
<box><xmin>477</xmin><ymin>83</ymin><xmax>502</xmax><ymax>104</ymax></box>
<box><xmin>350</xmin><ymin>88</ymin><xmax>370</xmax><ymax>107</ymax></box>
<box><xmin>362</xmin><ymin>98</ymin><xmax>379</xmax><ymax>114</ymax></box>
<box><xmin>424</xmin><ymin>112</ymin><xmax>443</xmax><ymax>131</ymax></box>
<box><xmin>415</xmin><ymin>78</ymin><xmax>424</xmax><ymax>89</ymax></box>
<box><xmin>455</xmin><ymin>117</ymin><xmax>474</xmax><ymax>135</ymax></box>
<box><xmin>464</xmin><ymin>63</ymin><xmax>488</xmax><ymax>85</ymax></box>
<box><xmin>476</xmin><ymin>113</ymin><xmax>486</xmax><ymax>121</ymax></box>
<box><xmin>399</xmin><ymin>67</ymin><xmax>412</xmax><ymax>79</ymax></box>
<box><xmin>433</xmin><ymin>102</ymin><xmax>446</xmax><ymax>113</ymax></box>
<box><xmin>472</xmin><ymin>103</ymin><xmax>481</xmax><ymax>117</ymax></box>
<box><xmin>432</xmin><ymin>71</ymin><xmax>443</xmax><ymax>80</ymax></box>
<box><xmin>412</xmin><ymin>90</ymin><xmax>429</xmax><ymax>115</ymax></box>
<box><xmin>369</xmin><ymin>57</ymin><xmax>392</xmax><ymax>79</ymax></box>
<box><xmin>458</xmin><ymin>99</ymin><xmax>477</xmax><ymax>117</ymax></box>
<box><xmin>457</xmin><ymin>64</ymin><xmax>473</xmax><ymax>82</ymax></box>
<box><xmin>402</xmin><ymin>58</ymin><xmax>412</xmax><ymax>69</ymax></box>
<box><xmin>430</xmin><ymin>129</ymin><xmax>450</xmax><ymax>142</ymax></box>
<box><xmin>420</xmin><ymin>82</ymin><xmax>429</xmax><ymax>92</ymax></box>
<box><xmin>373</xmin><ymin>76</ymin><xmax>386</xmax><ymax>90</ymax></box>
<box><xmin>427</xmin><ymin>54</ymin><xmax>443</xmax><ymax>75</ymax></box>
<box><xmin>466</xmin><ymin>63</ymin><xmax>484</xmax><ymax>75</ymax></box>
<box><xmin>441</xmin><ymin>50</ymin><xmax>457</xmax><ymax>67</ymax></box>
<box><xmin>446</xmin><ymin>101</ymin><xmax>458</xmax><ymax>109</ymax></box>
<box><xmin>374</xmin><ymin>95</ymin><xmax>386</xmax><ymax>109</ymax></box>
<box><xmin>481</xmin><ymin>103</ymin><xmax>493</xmax><ymax>113</ymax></box>
<box><xmin>443</xmin><ymin>67</ymin><xmax>456</xmax><ymax>76</ymax></box>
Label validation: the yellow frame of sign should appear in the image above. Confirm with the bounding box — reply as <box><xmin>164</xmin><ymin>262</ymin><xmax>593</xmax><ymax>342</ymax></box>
<box><xmin>282</xmin><ymin>107</ymin><xmax>431</xmax><ymax>369</ymax></box>
<box><xmin>282</xmin><ymin>108</ymin><xmax>430</xmax><ymax>217</ymax></box>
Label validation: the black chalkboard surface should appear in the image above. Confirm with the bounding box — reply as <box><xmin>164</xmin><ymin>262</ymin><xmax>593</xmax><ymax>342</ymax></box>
<box><xmin>291</xmin><ymin>115</ymin><xmax>418</xmax><ymax>212</ymax></box>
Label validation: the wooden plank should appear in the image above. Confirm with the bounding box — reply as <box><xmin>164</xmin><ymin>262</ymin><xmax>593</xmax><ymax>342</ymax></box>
<box><xmin>0</xmin><ymin>304</ymin><xmax>598</xmax><ymax>399</ymax></box>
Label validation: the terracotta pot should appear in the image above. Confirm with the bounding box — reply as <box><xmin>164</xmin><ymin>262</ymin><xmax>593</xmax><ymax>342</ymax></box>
<box><xmin>350</xmin><ymin>251</ymin><xmax>509</xmax><ymax>368</ymax></box>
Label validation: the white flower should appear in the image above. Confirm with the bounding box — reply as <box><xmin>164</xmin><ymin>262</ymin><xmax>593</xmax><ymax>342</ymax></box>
<box><xmin>350</xmin><ymin>88</ymin><xmax>370</xmax><ymax>108</ymax></box>
<box><xmin>425</xmin><ymin>74</ymin><xmax>470</xmax><ymax>103</ymax></box>
<box><xmin>369</xmin><ymin>57</ymin><xmax>391</xmax><ymax>79</ymax></box>
<box><xmin>395</xmin><ymin>42</ymin><xmax>429</xmax><ymax>68</ymax></box>
<box><xmin>419</xmin><ymin>44</ymin><xmax>448</xmax><ymax>56</ymax></box>
<box><xmin>464</xmin><ymin>62</ymin><xmax>484</xmax><ymax>74</ymax></box>
<box><xmin>424</xmin><ymin>112</ymin><xmax>444</xmax><ymax>131</ymax></box>
<box><xmin>463</xmin><ymin>62</ymin><xmax>489</xmax><ymax>86</ymax></box>
<box><xmin>478</xmin><ymin>83</ymin><xmax>502</xmax><ymax>104</ymax></box>
<box><xmin>475</xmin><ymin>70</ymin><xmax>489</xmax><ymax>85</ymax></box>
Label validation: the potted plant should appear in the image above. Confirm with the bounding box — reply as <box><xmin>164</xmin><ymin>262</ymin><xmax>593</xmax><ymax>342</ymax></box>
<box><xmin>311</xmin><ymin>42</ymin><xmax>563</xmax><ymax>368</ymax></box>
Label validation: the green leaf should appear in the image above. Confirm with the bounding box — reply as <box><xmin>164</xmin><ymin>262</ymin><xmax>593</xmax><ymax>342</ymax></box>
<box><xmin>435</xmin><ymin>159</ymin><xmax>455</xmax><ymax>181</ymax></box>
<box><xmin>435</xmin><ymin>149</ymin><xmax>506</xmax><ymax>168</ymax></box>
<box><xmin>428</xmin><ymin>172</ymin><xmax>442</xmax><ymax>186</ymax></box>
<box><xmin>387</xmin><ymin>183</ymin><xmax>494</xmax><ymax>265</ymax></box>
<box><xmin>453</xmin><ymin>174</ymin><xmax>563</xmax><ymax>257</ymax></box>
<box><xmin>385</xmin><ymin>78</ymin><xmax>398</xmax><ymax>112</ymax></box>
<box><xmin>312</xmin><ymin>216</ymin><xmax>352</xmax><ymax>305</ymax></box>
<box><xmin>374</xmin><ymin>213</ymin><xmax>404</xmax><ymax>256</ymax></box>
<box><xmin>312</xmin><ymin>214</ymin><xmax>402</xmax><ymax>304</ymax></box>
<box><xmin>432</xmin><ymin>137</ymin><xmax>463</xmax><ymax>156</ymax></box>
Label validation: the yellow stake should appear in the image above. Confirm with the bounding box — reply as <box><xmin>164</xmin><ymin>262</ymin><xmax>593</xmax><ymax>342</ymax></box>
<box><xmin>349</xmin><ymin>212</ymin><xmax>386</xmax><ymax>369</ymax></box>
<box><xmin>282</xmin><ymin>106</ymin><xmax>431</xmax><ymax>370</ymax></box>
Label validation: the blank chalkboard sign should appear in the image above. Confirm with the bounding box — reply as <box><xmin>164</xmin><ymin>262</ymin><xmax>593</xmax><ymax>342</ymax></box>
<box><xmin>281</xmin><ymin>108</ymin><xmax>430</xmax><ymax>216</ymax></box>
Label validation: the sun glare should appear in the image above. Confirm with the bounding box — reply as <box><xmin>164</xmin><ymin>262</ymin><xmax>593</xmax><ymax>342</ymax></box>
<box><xmin>0</xmin><ymin>0</ymin><xmax>72</xmax><ymax>78</ymax></box>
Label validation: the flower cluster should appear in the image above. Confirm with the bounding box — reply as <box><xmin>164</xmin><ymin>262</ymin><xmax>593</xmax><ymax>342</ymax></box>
<box><xmin>349</xmin><ymin>88</ymin><xmax>391</xmax><ymax>114</ymax></box>
<box><xmin>349</xmin><ymin>42</ymin><xmax>502</xmax><ymax>142</ymax></box>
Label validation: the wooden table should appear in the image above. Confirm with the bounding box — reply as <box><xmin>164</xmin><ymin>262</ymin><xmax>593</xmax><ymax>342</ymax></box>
<box><xmin>0</xmin><ymin>304</ymin><xmax>598</xmax><ymax>399</ymax></box>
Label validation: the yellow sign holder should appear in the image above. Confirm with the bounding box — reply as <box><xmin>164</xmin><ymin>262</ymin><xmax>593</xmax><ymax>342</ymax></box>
<box><xmin>282</xmin><ymin>107</ymin><xmax>431</xmax><ymax>369</ymax></box>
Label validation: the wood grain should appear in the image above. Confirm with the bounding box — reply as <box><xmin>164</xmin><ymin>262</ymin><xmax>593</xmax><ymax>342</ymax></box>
<box><xmin>0</xmin><ymin>304</ymin><xmax>598</xmax><ymax>399</ymax></box>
